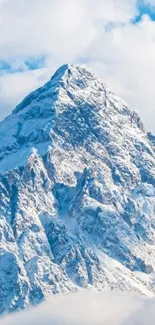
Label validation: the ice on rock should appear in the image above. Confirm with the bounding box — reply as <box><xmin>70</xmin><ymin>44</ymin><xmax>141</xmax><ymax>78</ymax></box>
<box><xmin>0</xmin><ymin>64</ymin><xmax>155</xmax><ymax>314</ymax></box>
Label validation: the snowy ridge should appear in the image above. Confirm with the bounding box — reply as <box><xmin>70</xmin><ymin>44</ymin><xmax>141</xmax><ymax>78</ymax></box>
<box><xmin>0</xmin><ymin>64</ymin><xmax>155</xmax><ymax>314</ymax></box>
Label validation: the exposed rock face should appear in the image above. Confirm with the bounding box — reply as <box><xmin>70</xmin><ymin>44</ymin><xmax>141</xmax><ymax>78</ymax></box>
<box><xmin>0</xmin><ymin>64</ymin><xmax>155</xmax><ymax>314</ymax></box>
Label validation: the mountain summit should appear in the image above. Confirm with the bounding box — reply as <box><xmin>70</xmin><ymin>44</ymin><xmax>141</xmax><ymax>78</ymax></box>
<box><xmin>0</xmin><ymin>64</ymin><xmax>155</xmax><ymax>314</ymax></box>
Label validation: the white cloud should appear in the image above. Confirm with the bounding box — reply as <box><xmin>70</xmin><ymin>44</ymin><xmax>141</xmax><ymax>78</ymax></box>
<box><xmin>0</xmin><ymin>291</ymin><xmax>154</xmax><ymax>325</ymax></box>
<box><xmin>0</xmin><ymin>0</ymin><xmax>137</xmax><ymax>63</ymax></box>
<box><xmin>0</xmin><ymin>0</ymin><xmax>154</xmax><ymax>132</ymax></box>
<box><xmin>0</xmin><ymin>67</ymin><xmax>49</xmax><ymax>120</ymax></box>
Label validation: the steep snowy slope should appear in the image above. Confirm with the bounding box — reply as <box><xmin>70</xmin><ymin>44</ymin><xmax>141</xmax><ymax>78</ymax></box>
<box><xmin>0</xmin><ymin>64</ymin><xmax>155</xmax><ymax>314</ymax></box>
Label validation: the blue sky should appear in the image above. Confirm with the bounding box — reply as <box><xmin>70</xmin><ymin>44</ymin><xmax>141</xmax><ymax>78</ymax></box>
<box><xmin>0</xmin><ymin>0</ymin><xmax>155</xmax><ymax>132</ymax></box>
<box><xmin>134</xmin><ymin>0</ymin><xmax>155</xmax><ymax>22</ymax></box>
<box><xmin>0</xmin><ymin>56</ymin><xmax>46</xmax><ymax>76</ymax></box>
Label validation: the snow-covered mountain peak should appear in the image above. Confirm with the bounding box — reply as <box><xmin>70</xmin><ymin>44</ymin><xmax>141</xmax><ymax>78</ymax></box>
<box><xmin>50</xmin><ymin>63</ymin><xmax>96</xmax><ymax>83</ymax></box>
<box><xmin>0</xmin><ymin>64</ymin><xmax>146</xmax><ymax>167</ymax></box>
<box><xmin>9</xmin><ymin>62</ymin><xmax>140</xmax><ymax>131</ymax></box>
<box><xmin>0</xmin><ymin>64</ymin><xmax>155</xmax><ymax>314</ymax></box>
<box><xmin>12</xmin><ymin>64</ymin><xmax>96</xmax><ymax>115</ymax></box>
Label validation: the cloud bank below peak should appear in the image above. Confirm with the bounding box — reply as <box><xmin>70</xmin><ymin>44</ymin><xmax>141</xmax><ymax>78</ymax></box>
<box><xmin>0</xmin><ymin>291</ymin><xmax>154</xmax><ymax>325</ymax></box>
